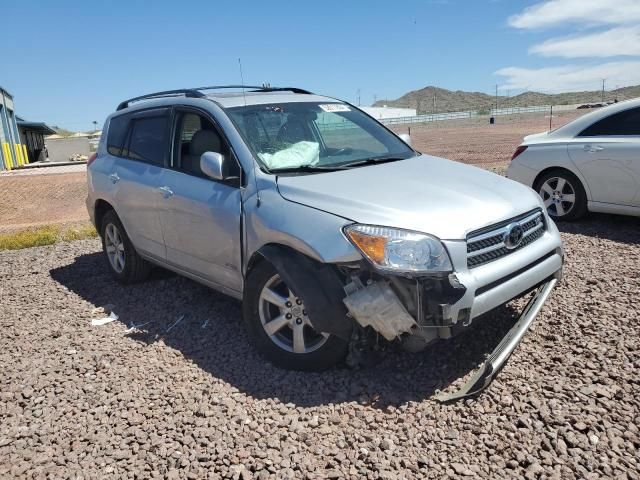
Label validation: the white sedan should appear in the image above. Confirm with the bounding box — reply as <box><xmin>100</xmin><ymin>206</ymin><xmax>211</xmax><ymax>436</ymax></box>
<box><xmin>507</xmin><ymin>98</ymin><xmax>640</xmax><ymax>220</ymax></box>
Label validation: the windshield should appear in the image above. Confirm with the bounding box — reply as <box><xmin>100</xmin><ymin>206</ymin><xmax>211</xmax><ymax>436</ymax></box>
<box><xmin>226</xmin><ymin>102</ymin><xmax>415</xmax><ymax>172</ymax></box>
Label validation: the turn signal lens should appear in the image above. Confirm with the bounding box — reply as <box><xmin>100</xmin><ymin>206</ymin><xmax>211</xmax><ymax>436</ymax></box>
<box><xmin>345</xmin><ymin>229</ymin><xmax>386</xmax><ymax>264</ymax></box>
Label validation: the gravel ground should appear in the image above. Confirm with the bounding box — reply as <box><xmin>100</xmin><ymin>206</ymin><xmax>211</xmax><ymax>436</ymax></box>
<box><xmin>1</xmin><ymin>214</ymin><xmax>639</xmax><ymax>479</ymax></box>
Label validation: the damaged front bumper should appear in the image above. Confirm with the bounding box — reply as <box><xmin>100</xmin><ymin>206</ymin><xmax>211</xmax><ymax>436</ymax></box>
<box><xmin>341</xmin><ymin>229</ymin><xmax>563</xmax><ymax>399</ymax></box>
<box><xmin>434</xmin><ymin>277</ymin><xmax>557</xmax><ymax>401</ymax></box>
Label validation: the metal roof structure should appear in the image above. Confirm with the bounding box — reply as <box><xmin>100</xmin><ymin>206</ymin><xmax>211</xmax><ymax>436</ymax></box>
<box><xmin>116</xmin><ymin>85</ymin><xmax>315</xmax><ymax>111</ymax></box>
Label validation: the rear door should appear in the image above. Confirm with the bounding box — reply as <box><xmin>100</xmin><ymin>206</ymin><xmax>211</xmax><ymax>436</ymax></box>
<box><xmin>110</xmin><ymin>108</ymin><xmax>171</xmax><ymax>260</ymax></box>
<box><xmin>157</xmin><ymin>108</ymin><xmax>243</xmax><ymax>292</ymax></box>
<box><xmin>568</xmin><ymin>106</ymin><xmax>640</xmax><ymax>207</ymax></box>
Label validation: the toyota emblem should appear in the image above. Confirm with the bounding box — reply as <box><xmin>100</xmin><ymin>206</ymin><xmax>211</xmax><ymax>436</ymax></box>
<box><xmin>504</xmin><ymin>223</ymin><xmax>524</xmax><ymax>249</ymax></box>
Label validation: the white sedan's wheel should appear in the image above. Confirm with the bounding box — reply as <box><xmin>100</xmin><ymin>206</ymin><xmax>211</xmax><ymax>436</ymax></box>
<box><xmin>539</xmin><ymin>176</ymin><xmax>576</xmax><ymax>218</ymax></box>
<box><xmin>534</xmin><ymin>170</ymin><xmax>587</xmax><ymax>221</ymax></box>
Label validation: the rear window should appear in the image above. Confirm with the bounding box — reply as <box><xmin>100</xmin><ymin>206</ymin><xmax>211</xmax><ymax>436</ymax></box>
<box><xmin>579</xmin><ymin>107</ymin><xmax>640</xmax><ymax>136</ymax></box>
<box><xmin>126</xmin><ymin>116</ymin><xmax>169</xmax><ymax>166</ymax></box>
<box><xmin>106</xmin><ymin>115</ymin><xmax>129</xmax><ymax>156</ymax></box>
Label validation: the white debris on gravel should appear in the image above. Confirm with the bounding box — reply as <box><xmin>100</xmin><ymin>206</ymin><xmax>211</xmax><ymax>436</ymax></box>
<box><xmin>91</xmin><ymin>311</ymin><xmax>118</xmax><ymax>326</ymax></box>
<box><xmin>0</xmin><ymin>213</ymin><xmax>639</xmax><ymax>479</ymax></box>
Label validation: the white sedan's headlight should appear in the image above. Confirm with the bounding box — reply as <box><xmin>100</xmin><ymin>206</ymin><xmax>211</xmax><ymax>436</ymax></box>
<box><xmin>344</xmin><ymin>224</ymin><xmax>452</xmax><ymax>273</ymax></box>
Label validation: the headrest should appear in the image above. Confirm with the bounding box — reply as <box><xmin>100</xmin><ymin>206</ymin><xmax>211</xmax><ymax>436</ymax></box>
<box><xmin>190</xmin><ymin>129</ymin><xmax>222</xmax><ymax>157</ymax></box>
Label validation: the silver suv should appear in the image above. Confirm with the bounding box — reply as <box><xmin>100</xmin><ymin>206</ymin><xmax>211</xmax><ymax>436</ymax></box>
<box><xmin>87</xmin><ymin>86</ymin><xmax>563</xmax><ymax>399</ymax></box>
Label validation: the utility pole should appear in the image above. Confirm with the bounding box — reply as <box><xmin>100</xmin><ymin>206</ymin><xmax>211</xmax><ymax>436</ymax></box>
<box><xmin>357</xmin><ymin>89</ymin><xmax>361</xmax><ymax>106</ymax></box>
<box><xmin>92</xmin><ymin>121</ymin><xmax>98</xmax><ymax>132</ymax></box>
<box><xmin>433</xmin><ymin>92</ymin><xmax>436</xmax><ymax>114</ymax></box>
<box><xmin>495</xmin><ymin>84</ymin><xmax>499</xmax><ymax>113</ymax></box>
<box><xmin>601</xmin><ymin>79</ymin><xmax>605</xmax><ymax>103</ymax></box>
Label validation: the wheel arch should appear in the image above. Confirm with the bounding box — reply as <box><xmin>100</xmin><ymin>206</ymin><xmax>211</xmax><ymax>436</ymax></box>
<box><xmin>94</xmin><ymin>199</ymin><xmax>116</xmax><ymax>233</ymax></box>
<box><xmin>245</xmin><ymin>243</ymin><xmax>353</xmax><ymax>341</ymax></box>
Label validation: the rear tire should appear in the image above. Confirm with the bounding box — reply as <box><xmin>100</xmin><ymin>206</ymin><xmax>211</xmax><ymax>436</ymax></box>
<box><xmin>243</xmin><ymin>261</ymin><xmax>348</xmax><ymax>371</ymax></box>
<box><xmin>534</xmin><ymin>169</ymin><xmax>587</xmax><ymax>221</ymax></box>
<box><xmin>101</xmin><ymin>210</ymin><xmax>151</xmax><ymax>284</ymax></box>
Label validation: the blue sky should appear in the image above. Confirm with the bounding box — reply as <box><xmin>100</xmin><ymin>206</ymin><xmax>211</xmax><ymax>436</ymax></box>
<box><xmin>3</xmin><ymin>0</ymin><xmax>639</xmax><ymax>131</ymax></box>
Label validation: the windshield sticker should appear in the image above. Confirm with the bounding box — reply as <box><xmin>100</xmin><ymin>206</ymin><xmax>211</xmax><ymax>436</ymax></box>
<box><xmin>319</xmin><ymin>104</ymin><xmax>351</xmax><ymax>113</ymax></box>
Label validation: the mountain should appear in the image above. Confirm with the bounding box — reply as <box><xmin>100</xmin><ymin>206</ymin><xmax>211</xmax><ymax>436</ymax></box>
<box><xmin>373</xmin><ymin>85</ymin><xmax>640</xmax><ymax>114</ymax></box>
<box><xmin>50</xmin><ymin>126</ymin><xmax>76</xmax><ymax>137</ymax></box>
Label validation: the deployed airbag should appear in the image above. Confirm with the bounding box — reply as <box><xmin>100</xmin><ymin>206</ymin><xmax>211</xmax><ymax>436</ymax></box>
<box><xmin>259</xmin><ymin>141</ymin><xmax>320</xmax><ymax>169</ymax></box>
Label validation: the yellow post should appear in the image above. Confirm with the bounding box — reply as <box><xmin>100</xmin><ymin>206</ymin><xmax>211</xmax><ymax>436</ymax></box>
<box><xmin>2</xmin><ymin>143</ymin><xmax>12</xmax><ymax>170</ymax></box>
<box><xmin>15</xmin><ymin>144</ymin><xmax>23</xmax><ymax>166</ymax></box>
<box><xmin>22</xmin><ymin>144</ymin><xmax>29</xmax><ymax>164</ymax></box>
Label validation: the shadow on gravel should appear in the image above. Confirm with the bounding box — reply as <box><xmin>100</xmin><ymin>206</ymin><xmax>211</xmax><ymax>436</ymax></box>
<box><xmin>557</xmin><ymin>213</ymin><xmax>640</xmax><ymax>245</ymax></box>
<box><xmin>51</xmin><ymin>252</ymin><xmax>521</xmax><ymax>408</ymax></box>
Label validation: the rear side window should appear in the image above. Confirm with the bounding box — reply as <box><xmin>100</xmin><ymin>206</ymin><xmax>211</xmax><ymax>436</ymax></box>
<box><xmin>106</xmin><ymin>115</ymin><xmax>129</xmax><ymax>156</ymax></box>
<box><xmin>126</xmin><ymin>115</ymin><xmax>169</xmax><ymax>166</ymax></box>
<box><xmin>579</xmin><ymin>107</ymin><xmax>640</xmax><ymax>136</ymax></box>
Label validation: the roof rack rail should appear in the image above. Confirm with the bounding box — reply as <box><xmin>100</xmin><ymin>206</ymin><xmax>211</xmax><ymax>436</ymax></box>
<box><xmin>195</xmin><ymin>85</ymin><xmax>313</xmax><ymax>95</ymax></box>
<box><xmin>116</xmin><ymin>88</ymin><xmax>206</xmax><ymax>111</ymax></box>
<box><xmin>116</xmin><ymin>85</ymin><xmax>313</xmax><ymax>111</ymax></box>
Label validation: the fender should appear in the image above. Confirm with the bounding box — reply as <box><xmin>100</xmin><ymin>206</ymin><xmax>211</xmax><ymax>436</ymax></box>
<box><xmin>254</xmin><ymin>244</ymin><xmax>354</xmax><ymax>341</ymax></box>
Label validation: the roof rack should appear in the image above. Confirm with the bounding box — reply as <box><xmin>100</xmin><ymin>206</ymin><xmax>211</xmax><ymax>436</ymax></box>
<box><xmin>196</xmin><ymin>85</ymin><xmax>314</xmax><ymax>95</ymax></box>
<box><xmin>116</xmin><ymin>85</ymin><xmax>313</xmax><ymax>111</ymax></box>
<box><xmin>116</xmin><ymin>89</ymin><xmax>205</xmax><ymax>111</ymax></box>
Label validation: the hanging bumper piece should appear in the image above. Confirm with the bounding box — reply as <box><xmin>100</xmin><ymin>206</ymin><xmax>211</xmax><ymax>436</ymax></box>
<box><xmin>435</xmin><ymin>278</ymin><xmax>557</xmax><ymax>402</ymax></box>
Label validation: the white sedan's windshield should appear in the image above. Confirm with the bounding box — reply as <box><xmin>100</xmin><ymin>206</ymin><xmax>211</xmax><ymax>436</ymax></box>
<box><xmin>227</xmin><ymin>102</ymin><xmax>414</xmax><ymax>171</ymax></box>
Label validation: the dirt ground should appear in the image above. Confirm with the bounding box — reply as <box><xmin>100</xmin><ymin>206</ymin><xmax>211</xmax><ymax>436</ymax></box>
<box><xmin>390</xmin><ymin>111</ymin><xmax>585</xmax><ymax>170</ymax></box>
<box><xmin>0</xmin><ymin>170</ymin><xmax>88</xmax><ymax>234</ymax></box>
<box><xmin>0</xmin><ymin>112</ymin><xmax>586</xmax><ymax>233</ymax></box>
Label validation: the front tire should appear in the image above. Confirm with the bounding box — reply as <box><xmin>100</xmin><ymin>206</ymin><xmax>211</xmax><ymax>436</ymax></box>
<box><xmin>101</xmin><ymin>210</ymin><xmax>151</xmax><ymax>284</ymax></box>
<box><xmin>243</xmin><ymin>261</ymin><xmax>348</xmax><ymax>371</ymax></box>
<box><xmin>534</xmin><ymin>169</ymin><xmax>587</xmax><ymax>221</ymax></box>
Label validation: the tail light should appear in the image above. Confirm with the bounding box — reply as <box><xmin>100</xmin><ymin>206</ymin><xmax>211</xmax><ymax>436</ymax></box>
<box><xmin>87</xmin><ymin>153</ymin><xmax>98</xmax><ymax>166</ymax></box>
<box><xmin>511</xmin><ymin>145</ymin><xmax>528</xmax><ymax>161</ymax></box>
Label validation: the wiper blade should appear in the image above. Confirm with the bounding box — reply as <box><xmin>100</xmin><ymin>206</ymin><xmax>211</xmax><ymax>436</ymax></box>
<box><xmin>269</xmin><ymin>164</ymin><xmax>345</xmax><ymax>174</ymax></box>
<box><xmin>338</xmin><ymin>156</ymin><xmax>408</xmax><ymax>168</ymax></box>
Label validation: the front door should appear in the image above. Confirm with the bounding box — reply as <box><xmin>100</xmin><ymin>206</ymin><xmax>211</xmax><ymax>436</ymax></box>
<box><xmin>157</xmin><ymin>108</ymin><xmax>243</xmax><ymax>292</ymax></box>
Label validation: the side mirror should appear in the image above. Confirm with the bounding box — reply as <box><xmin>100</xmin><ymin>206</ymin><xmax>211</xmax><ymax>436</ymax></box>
<box><xmin>200</xmin><ymin>152</ymin><xmax>226</xmax><ymax>181</ymax></box>
<box><xmin>398</xmin><ymin>133</ymin><xmax>412</xmax><ymax>147</ymax></box>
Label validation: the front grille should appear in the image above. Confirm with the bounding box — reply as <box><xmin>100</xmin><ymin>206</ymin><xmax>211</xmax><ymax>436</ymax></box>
<box><xmin>466</xmin><ymin>209</ymin><xmax>545</xmax><ymax>268</ymax></box>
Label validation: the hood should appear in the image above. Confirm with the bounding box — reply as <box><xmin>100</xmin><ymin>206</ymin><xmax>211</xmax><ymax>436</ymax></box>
<box><xmin>276</xmin><ymin>154</ymin><xmax>543</xmax><ymax>240</ymax></box>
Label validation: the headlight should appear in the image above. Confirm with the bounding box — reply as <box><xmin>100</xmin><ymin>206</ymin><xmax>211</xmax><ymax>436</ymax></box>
<box><xmin>344</xmin><ymin>224</ymin><xmax>452</xmax><ymax>273</ymax></box>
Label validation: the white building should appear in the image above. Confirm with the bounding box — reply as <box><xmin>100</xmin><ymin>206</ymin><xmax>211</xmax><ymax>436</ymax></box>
<box><xmin>360</xmin><ymin>106</ymin><xmax>416</xmax><ymax>120</ymax></box>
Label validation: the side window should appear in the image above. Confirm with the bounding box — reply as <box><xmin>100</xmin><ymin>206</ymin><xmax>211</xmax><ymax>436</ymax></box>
<box><xmin>106</xmin><ymin>115</ymin><xmax>129</xmax><ymax>156</ymax></box>
<box><xmin>126</xmin><ymin>115</ymin><xmax>169</xmax><ymax>166</ymax></box>
<box><xmin>579</xmin><ymin>107</ymin><xmax>640</xmax><ymax>136</ymax></box>
<box><xmin>173</xmin><ymin>111</ymin><xmax>240</xmax><ymax>180</ymax></box>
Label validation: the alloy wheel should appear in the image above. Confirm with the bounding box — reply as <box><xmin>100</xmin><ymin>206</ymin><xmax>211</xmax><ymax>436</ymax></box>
<box><xmin>105</xmin><ymin>223</ymin><xmax>126</xmax><ymax>273</ymax></box>
<box><xmin>258</xmin><ymin>274</ymin><xmax>329</xmax><ymax>354</ymax></box>
<box><xmin>539</xmin><ymin>176</ymin><xmax>576</xmax><ymax>218</ymax></box>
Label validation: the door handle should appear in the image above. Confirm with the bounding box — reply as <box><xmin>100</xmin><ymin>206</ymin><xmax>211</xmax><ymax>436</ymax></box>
<box><xmin>109</xmin><ymin>173</ymin><xmax>120</xmax><ymax>184</ymax></box>
<box><xmin>583</xmin><ymin>145</ymin><xmax>604</xmax><ymax>153</ymax></box>
<box><xmin>158</xmin><ymin>186</ymin><xmax>174</xmax><ymax>198</ymax></box>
